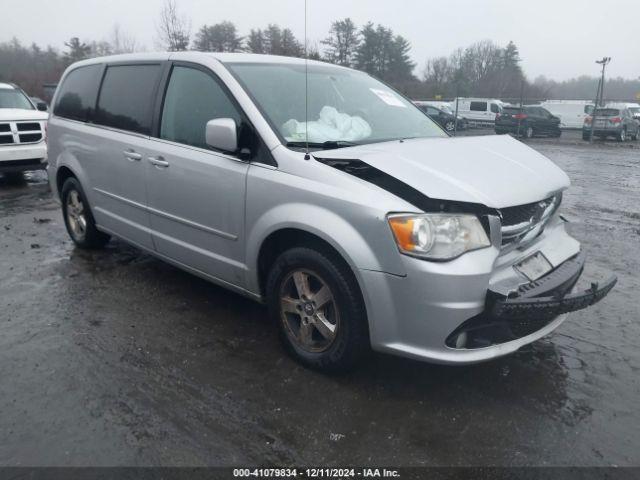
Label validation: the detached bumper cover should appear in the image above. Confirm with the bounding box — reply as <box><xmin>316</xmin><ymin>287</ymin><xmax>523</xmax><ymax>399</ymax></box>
<box><xmin>445</xmin><ymin>251</ymin><xmax>617</xmax><ymax>350</ymax></box>
<box><xmin>489</xmin><ymin>251</ymin><xmax>617</xmax><ymax>321</ymax></box>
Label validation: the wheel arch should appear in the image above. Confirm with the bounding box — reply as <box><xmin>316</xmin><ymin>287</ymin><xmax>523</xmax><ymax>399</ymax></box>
<box><xmin>246</xmin><ymin>204</ymin><xmax>397</xmax><ymax>299</ymax></box>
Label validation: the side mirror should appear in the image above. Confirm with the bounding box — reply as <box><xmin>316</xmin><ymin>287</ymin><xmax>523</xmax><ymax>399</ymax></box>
<box><xmin>205</xmin><ymin>118</ymin><xmax>238</xmax><ymax>153</ymax></box>
<box><xmin>36</xmin><ymin>102</ymin><xmax>48</xmax><ymax>112</ymax></box>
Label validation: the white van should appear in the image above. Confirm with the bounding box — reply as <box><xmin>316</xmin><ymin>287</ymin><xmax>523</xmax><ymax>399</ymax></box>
<box><xmin>539</xmin><ymin>100</ymin><xmax>595</xmax><ymax>129</ymax></box>
<box><xmin>451</xmin><ymin>98</ymin><xmax>503</xmax><ymax>126</ymax></box>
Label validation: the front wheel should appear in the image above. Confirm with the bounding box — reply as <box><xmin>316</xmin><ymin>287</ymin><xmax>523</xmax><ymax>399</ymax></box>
<box><xmin>61</xmin><ymin>177</ymin><xmax>110</xmax><ymax>249</ymax></box>
<box><xmin>266</xmin><ymin>247</ymin><xmax>369</xmax><ymax>372</ymax></box>
<box><xmin>444</xmin><ymin>121</ymin><xmax>455</xmax><ymax>132</ymax></box>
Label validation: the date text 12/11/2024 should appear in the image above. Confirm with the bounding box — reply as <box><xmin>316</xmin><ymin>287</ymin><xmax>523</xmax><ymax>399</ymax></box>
<box><xmin>233</xmin><ymin>468</ymin><xmax>401</xmax><ymax>478</ymax></box>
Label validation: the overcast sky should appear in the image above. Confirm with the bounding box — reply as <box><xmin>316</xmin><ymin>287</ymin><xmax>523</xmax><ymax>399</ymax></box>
<box><xmin>3</xmin><ymin>0</ymin><xmax>639</xmax><ymax>80</ymax></box>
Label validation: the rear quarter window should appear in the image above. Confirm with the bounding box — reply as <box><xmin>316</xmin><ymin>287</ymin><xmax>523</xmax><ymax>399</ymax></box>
<box><xmin>470</xmin><ymin>101</ymin><xmax>487</xmax><ymax>112</ymax></box>
<box><xmin>53</xmin><ymin>65</ymin><xmax>103</xmax><ymax>122</ymax></box>
<box><xmin>94</xmin><ymin>64</ymin><xmax>162</xmax><ymax>135</ymax></box>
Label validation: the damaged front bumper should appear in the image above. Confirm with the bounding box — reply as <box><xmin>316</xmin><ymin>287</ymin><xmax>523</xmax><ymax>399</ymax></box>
<box><xmin>446</xmin><ymin>251</ymin><xmax>617</xmax><ymax>350</ymax></box>
<box><xmin>364</xmin><ymin>215</ymin><xmax>617</xmax><ymax>364</ymax></box>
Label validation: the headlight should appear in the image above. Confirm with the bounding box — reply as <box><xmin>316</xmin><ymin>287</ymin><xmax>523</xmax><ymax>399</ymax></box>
<box><xmin>388</xmin><ymin>213</ymin><xmax>491</xmax><ymax>260</ymax></box>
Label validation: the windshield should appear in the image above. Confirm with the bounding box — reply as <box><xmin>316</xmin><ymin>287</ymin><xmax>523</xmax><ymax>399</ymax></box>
<box><xmin>226</xmin><ymin>62</ymin><xmax>446</xmax><ymax>149</ymax></box>
<box><xmin>629</xmin><ymin>107</ymin><xmax>640</xmax><ymax>115</ymax></box>
<box><xmin>0</xmin><ymin>88</ymin><xmax>34</xmax><ymax>110</ymax></box>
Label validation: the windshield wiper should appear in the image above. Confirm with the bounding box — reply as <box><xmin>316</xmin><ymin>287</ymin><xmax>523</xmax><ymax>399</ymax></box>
<box><xmin>286</xmin><ymin>140</ymin><xmax>360</xmax><ymax>150</ymax></box>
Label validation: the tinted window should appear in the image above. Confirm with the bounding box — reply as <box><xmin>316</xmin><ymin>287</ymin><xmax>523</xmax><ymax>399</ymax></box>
<box><xmin>54</xmin><ymin>65</ymin><xmax>103</xmax><ymax>121</ymax></box>
<box><xmin>490</xmin><ymin>103</ymin><xmax>500</xmax><ymax>113</ymax></box>
<box><xmin>594</xmin><ymin>108</ymin><xmax>620</xmax><ymax>117</ymax></box>
<box><xmin>503</xmin><ymin>107</ymin><xmax>521</xmax><ymax>115</ymax></box>
<box><xmin>160</xmin><ymin>66</ymin><xmax>242</xmax><ymax>149</ymax></box>
<box><xmin>95</xmin><ymin>64</ymin><xmax>161</xmax><ymax>134</ymax></box>
<box><xmin>470</xmin><ymin>101</ymin><xmax>487</xmax><ymax>112</ymax></box>
<box><xmin>426</xmin><ymin>107</ymin><xmax>440</xmax><ymax>115</ymax></box>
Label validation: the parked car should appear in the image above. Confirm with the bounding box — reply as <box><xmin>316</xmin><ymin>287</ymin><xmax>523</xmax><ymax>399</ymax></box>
<box><xmin>414</xmin><ymin>101</ymin><xmax>467</xmax><ymax>132</ymax></box>
<box><xmin>582</xmin><ymin>107</ymin><xmax>639</xmax><ymax>142</ymax></box>
<box><xmin>450</xmin><ymin>98</ymin><xmax>503</xmax><ymax>125</ymax></box>
<box><xmin>47</xmin><ymin>53</ymin><xmax>616</xmax><ymax>371</ymax></box>
<box><xmin>30</xmin><ymin>97</ymin><xmax>49</xmax><ymax>112</ymax></box>
<box><xmin>495</xmin><ymin>105</ymin><xmax>561</xmax><ymax>138</ymax></box>
<box><xmin>606</xmin><ymin>102</ymin><xmax>640</xmax><ymax>124</ymax></box>
<box><xmin>539</xmin><ymin>100</ymin><xmax>594</xmax><ymax>129</ymax></box>
<box><xmin>0</xmin><ymin>82</ymin><xmax>49</xmax><ymax>175</ymax></box>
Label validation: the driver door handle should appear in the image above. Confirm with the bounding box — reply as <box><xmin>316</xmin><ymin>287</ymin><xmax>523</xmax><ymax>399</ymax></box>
<box><xmin>148</xmin><ymin>156</ymin><xmax>169</xmax><ymax>168</ymax></box>
<box><xmin>123</xmin><ymin>149</ymin><xmax>142</xmax><ymax>161</ymax></box>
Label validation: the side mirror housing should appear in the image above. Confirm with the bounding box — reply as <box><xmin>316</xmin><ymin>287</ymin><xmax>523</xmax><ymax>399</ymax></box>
<box><xmin>205</xmin><ymin>118</ymin><xmax>238</xmax><ymax>153</ymax></box>
<box><xmin>36</xmin><ymin>102</ymin><xmax>48</xmax><ymax>112</ymax></box>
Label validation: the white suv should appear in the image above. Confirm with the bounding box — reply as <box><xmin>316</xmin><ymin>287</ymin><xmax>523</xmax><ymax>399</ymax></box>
<box><xmin>0</xmin><ymin>83</ymin><xmax>49</xmax><ymax>174</ymax></box>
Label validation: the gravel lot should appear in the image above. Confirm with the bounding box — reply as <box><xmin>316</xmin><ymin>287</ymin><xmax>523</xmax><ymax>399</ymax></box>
<box><xmin>0</xmin><ymin>134</ymin><xmax>638</xmax><ymax>467</ymax></box>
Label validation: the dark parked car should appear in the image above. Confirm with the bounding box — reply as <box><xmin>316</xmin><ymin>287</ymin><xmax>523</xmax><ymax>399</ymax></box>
<box><xmin>495</xmin><ymin>105</ymin><xmax>561</xmax><ymax>138</ymax></box>
<box><xmin>415</xmin><ymin>103</ymin><xmax>467</xmax><ymax>132</ymax></box>
<box><xmin>582</xmin><ymin>108</ymin><xmax>639</xmax><ymax>142</ymax></box>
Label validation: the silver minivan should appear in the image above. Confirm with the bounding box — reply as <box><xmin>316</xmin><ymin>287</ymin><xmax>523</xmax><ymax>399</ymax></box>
<box><xmin>47</xmin><ymin>52</ymin><xmax>616</xmax><ymax>371</ymax></box>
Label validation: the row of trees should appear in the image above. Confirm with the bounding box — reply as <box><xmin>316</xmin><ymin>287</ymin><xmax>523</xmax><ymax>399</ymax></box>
<box><xmin>2</xmin><ymin>0</ymin><xmax>637</xmax><ymax>102</ymax></box>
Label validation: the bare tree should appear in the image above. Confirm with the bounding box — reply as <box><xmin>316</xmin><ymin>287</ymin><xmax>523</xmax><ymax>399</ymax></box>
<box><xmin>156</xmin><ymin>0</ymin><xmax>190</xmax><ymax>51</ymax></box>
<box><xmin>111</xmin><ymin>24</ymin><xmax>139</xmax><ymax>54</ymax></box>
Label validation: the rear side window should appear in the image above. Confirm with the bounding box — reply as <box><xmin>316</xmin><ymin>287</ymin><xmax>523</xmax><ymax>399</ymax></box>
<box><xmin>470</xmin><ymin>101</ymin><xmax>487</xmax><ymax>112</ymax></box>
<box><xmin>95</xmin><ymin>64</ymin><xmax>161</xmax><ymax>135</ymax></box>
<box><xmin>160</xmin><ymin>66</ymin><xmax>242</xmax><ymax>149</ymax></box>
<box><xmin>54</xmin><ymin>65</ymin><xmax>103</xmax><ymax>122</ymax></box>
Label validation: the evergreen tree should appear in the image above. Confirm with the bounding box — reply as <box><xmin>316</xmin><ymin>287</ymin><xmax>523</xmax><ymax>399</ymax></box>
<box><xmin>193</xmin><ymin>21</ymin><xmax>243</xmax><ymax>52</ymax></box>
<box><xmin>321</xmin><ymin>18</ymin><xmax>360</xmax><ymax>67</ymax></box>
<box><xmin>247</xmin><ymin>29</ymin><xmax>266</xmax><ymax>54</ymax></box>
<box><xmin>63</xmin><ymin>37</ymin><xmax>91</xmax><ymax>63</ymax></box>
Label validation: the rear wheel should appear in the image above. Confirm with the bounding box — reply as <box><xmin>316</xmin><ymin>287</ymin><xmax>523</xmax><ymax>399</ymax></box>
<box><xmin>61</xmin><ymin>177</ymin><xmax>110</xmax><ymax>249</ymax></box>
<box><xmin>444</xmin><ymin>120</ymin><xmax>455</xmax><ymax>132</ymax></box>
<box><xmin>523</xmin><ymin>126</ymin><xmax>534</xmax><ymax>139</ymax></box>
<box><xmin>617</xmin><ymin>129</ymin><xmax>626</xmax><ymax>142</ymax></box>
<box><xmin>266</xmin><ymin>247</ymin><xmax>369</xmax><ymax>372</ymax></box>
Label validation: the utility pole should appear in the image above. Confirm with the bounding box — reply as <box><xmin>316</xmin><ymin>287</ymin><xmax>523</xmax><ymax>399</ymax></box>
<box><xmin>589</xmin><ymin>57</ymin><xmax>611</xmax><ymax>144</ymax></box>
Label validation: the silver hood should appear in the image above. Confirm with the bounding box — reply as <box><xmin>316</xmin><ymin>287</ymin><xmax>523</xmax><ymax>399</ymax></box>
<box><xmin>315</xmin><ymin>135</ymin><xmax>570</xmax><ymax>209</ymax></box>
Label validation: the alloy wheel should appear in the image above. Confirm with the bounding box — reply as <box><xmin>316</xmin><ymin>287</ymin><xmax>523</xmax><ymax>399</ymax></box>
<box><xmin>279</xmin><ymin>269</ymin><xmax>339</xmax><ymax>353</ymax></box>
<box><xmin>66</xmin><ymin>189</ymin><xmax>87</xmax><ymax>241</ymax></box>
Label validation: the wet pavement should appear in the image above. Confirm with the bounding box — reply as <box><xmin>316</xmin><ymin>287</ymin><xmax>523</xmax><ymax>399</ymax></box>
<box><xmin>0</xmin><ymin>138</ymin><xmax>639</xmax><ymax>467</ymax></box>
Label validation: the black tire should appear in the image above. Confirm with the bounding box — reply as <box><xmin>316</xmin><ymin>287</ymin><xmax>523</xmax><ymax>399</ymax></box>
<box><xmin>523</xmin><ymin>126</ymin><xmax>534</xmax><ymax>139</ymax></box>
<box><xmin>61</xmin><ymin>177</ymin><xmax>110</xmax><ymax>249</ymax></box>
<box><xmin>582</xmin><ymin>132</ymin><xmax>590</xmax><ymax>141</ymax></box>
<box><xmin>552</xmin><ymin>130</ymin><xmax>562</xmax><ymax>138</ymax></box>
<box><xmin>444</xmin><ymin>121</ymin><xmax>455</xmax><ymax>132</ymax></box>
<box><xmin>617</xmin><ymin>129</ymin><xmax>626</xmax><ymax>142</ymax></box>
<box><xmin>266</xmin><ymin>246</ymin><xmax>369</xmax><ymax>372</ymax></box>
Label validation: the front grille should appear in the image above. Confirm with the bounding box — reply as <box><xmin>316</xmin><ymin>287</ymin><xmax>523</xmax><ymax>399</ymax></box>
<box><xmin>19</xmin><ymin>133</ymin><xmax>42</xmax><ymax>143</ymax></box>
<box><xmin>17</xmin><ymin>122</ymin><xmax>40</xmax><ymax>132</ymax></box>
<box><xmin>498</xmin><ymin>194</ymin><xmax>561</xmax><ymax>250</ymax></box>
<box><xmin>0</xmin><ymin>121</ymin><xmax>43</xmax><ymax>146</ymax></box>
